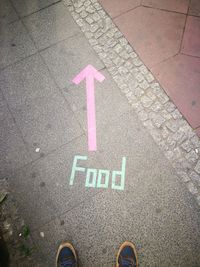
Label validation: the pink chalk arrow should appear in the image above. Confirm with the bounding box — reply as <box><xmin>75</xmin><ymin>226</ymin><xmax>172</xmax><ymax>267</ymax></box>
<box><xmin>72</xmin><ymin>65</ymin><xmax>105</xmax><ymax>151</ymax></box>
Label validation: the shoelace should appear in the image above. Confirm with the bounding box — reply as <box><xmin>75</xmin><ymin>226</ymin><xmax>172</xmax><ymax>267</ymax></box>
<box><xmin>119</xmin><ymin>256</ymin><xmax>136</xmax><ymax>267</ymax></box>
<box><xmin>60</xmin><ymin>257</ymin><xmax>76</xmax><ymax>267</ymax></box>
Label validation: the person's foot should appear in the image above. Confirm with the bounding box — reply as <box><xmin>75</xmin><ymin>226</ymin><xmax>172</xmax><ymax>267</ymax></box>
<box><xmin>56</xmin><ymin>242</ymin><xmax>77</xmax><ymax>267</ymax></box>
<box><xmin>116</xmin><ymin>241</ymin><xmax>138</xmax><ymax>267</ymax></box>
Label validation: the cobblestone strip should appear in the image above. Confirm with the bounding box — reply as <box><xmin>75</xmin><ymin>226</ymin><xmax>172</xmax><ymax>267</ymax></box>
<box><xmin>63</xmin><ymin>0</ymin><xmax>200</xmax><ymax>206</ymax></box>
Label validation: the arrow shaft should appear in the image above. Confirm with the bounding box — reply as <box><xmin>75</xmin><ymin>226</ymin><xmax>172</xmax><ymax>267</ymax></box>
<box><xmin>86</xmin><ymin>75</ymin><xmax>96</xmax><ymax>151</ymax></box>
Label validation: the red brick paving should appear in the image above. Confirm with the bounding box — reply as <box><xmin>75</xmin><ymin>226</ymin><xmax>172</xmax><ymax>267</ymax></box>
<box><xmin>100</xmin><ymin>0</ymin><xmax>200</xmax><ymax>132</ymax></box>
<box><xmin>152</xmin><ymin>54</ymin><xmax>200</xmax><ymax>129</ymax></box>
<box><xmin>99</xmin><ymin>0</ymin><xmax>141</xmax><ymax>18</ymax></box>
<box><xmin>182</xmin><ymin>16</ymin><xmax>200</xmax><ymax>57</ymax></box>
<box><xmin>189</xmin><ymin>0</ymin><xmax>200</xmax><ymax>16</ymax></box>
<box><xmin>114</xmin><ymin>7</ymin><xmax>185</xmax><ymax>67</ymax></box>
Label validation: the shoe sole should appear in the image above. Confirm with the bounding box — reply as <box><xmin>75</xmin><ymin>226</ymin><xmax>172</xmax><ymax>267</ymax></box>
<box><xmin>116</xmin><ymin>241</ymin><xmax>139</xmax><ymax>267</ymax></box>
<box><xmin>55</xmin><ymin>242</ymin><xmax>77</xmax><ymax>267</ymax></box>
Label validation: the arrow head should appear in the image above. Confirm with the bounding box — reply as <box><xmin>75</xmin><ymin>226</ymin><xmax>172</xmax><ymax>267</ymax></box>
<box><xmin>72</xmin><ymin>64</ymin><xmax>105</xmax><ymax>85</ymax></box>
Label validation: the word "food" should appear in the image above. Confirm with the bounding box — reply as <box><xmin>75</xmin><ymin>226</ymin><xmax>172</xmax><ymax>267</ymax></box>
<box><xmin>69</xmin><ymin>155</ymin><xmax>126</xmax><ymax>191</ymax></box>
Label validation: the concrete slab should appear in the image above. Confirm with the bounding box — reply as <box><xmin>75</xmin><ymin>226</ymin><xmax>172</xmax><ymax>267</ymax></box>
<box><xmin>0</xmin><ymin>54</ymin><xmax>58</xmax><ymax>109</ymax></box>
<box><xmin>11</xmin><ymin>0</ymin><xmax>60</xmax><ymax>17</ymax></box>
<box><xmin>32</xmin><ymin>185</ymin><xmax>200</xmax><ymax>266</ymax></box>
<box><xmin>0</xmin><ymin>104</ymin><xmax>31</xmax><ymax>178</ymax></box>
<box><xmin>23</xmin><ymin>2</ymin><xmax>81</xmax><ymax>50</ymax></box>
<box><xmin>40</xmin><ymin>34</ymin><xmax>104</xmax><ymax>89</ymax></box>
<box><xmin>9</xmin><ymin>135</ymin><xmax>103</xmax><ymax>230</ymax></box>
<box><xmin>0</xmin><ymin>0</ymin><xmax>18</xmax><ymax>23</ymax></box>
<box><xmin>0</xmin><ymin>20</ymin><xmax>36</xmax><ymax>69</ymax></box>
<box><xmin>0</xmin><ymin>54</ymin><xmax>83</xmax><ymax>158</ymax></box>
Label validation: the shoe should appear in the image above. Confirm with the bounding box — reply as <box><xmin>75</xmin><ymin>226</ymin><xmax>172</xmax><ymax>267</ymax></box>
<box><xmin>56</xmin><ymin>242</ymin><xmax>77</xmax><ymax>267</ymax></box>
<box><xmin>116</xmin><ymin>241</ymin><xmax>138</xmax><ymax>267</ymax></box>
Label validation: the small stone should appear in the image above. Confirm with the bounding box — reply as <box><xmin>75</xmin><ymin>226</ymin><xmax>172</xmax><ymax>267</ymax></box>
<box><xmin>151</xmin><ymin>83</ymin><xmax>161</xmax><ymax>95</ymax></box>
<box><xmin>86</xmin><ymin>6</ymin><xmax>95</xmax><ymax>13</ymax></box>
<box><xmin>151</xmin><ymin>101</ymin><xmax>162</xmax><ymax>112</ymax></box>
<box><xmin>139</xmin><ymin>65</ymin><xmax>148</xmax><ymax>75</ymax></box>
<box><xmin>181</xmin><ymin>140</ymin><xmax>193</xmax><ymax>152</ymax></box>
<box><xmin>145</xmin><ymin>73</ymin><xmax>154</xmax><ymax>83</ymax></box>
<box><xmin>146</xmin><ymin>91</ymin><xmax>156</xmax><ymax>100</ymax></box>
<box><xmin>133</xmin><ymin>57</ymin><xmax>142</xmax><ymax>67</ymax></box>
<box><xmin>115</xmin><ymin>31</ymin><xmax>123</xmax><ymax>38</ymax></box>
<box><xmin>93</xmin><ymin>13</ymin><xmax>101</xmax><ymax>21</ymax></box>
<box><xmin>191</xmin><ymin>136</ymin><xmax>200</xmax><ymax>148</ymax></box>
<box><xmin>189</xmin><ymin>171</ymin><xmax>200</xmax><ymax>185</ymax></box>
<box><xmin>139</xmin><ymin>80</ymin><xmax>149</xmax><ymax>90</ymax></box>
<box><xmin>133</xmin><ymin>87</ymin><xmax>144</xmax><ymax>97</ymax></box>
<box><xmin>119</xmin><ymin>37</ymin><xmax>128</xmax><ymax>46</ymax></box>
<box><xmin>185</xmin><ymin>150</ymin><xmax>198</xmax><ymax>163</ymax></box>
<box><xmin>177</xmin><ymin>171</ymin><xmax>190</xmax><ymax>182</ymax></box>
<box><xmin>157</xmin><ymin>92</ymin><xmax>169</xmax><ymax>104</ymax></box>
<box><xmin>166</xmin><ymin>121</ymin><xmax>179</xmax><ymax>133</ymax></box>
<box><xmin>135</xmin><ymin>73</ymin><xmax>144</xmax><ymax>83</ymax></box>
<box><xmin>35</xmin><ymin>148</ymin><xmax>40</xmax><ymax>153</ymax></box>
<box><xmin>131</xmin><ymin>102</ymin><xmax>144</xmax><ymax>112</ymax></box>
<box><xmin>80</xmin><ymin>11</ymin><xmax>88</xmax><ymax>18</ymax></box>
<box><xmin>76</xmin><ymin>18</ymin><xmax>84</xmax><ymax>27</ymax></box>
<box><xmin>197</xmin><ymin>196</ymin><xmax>200</xmax><ymax>206</ymax></box>
<box><xmin>171</xmin><ymin>109</ymin><xmax>182</xmax><ymax>119</ymax></box>
<box><xmin>141</xmin><ymin>95</ymin><xmax>153</xmax><ymax>108</ymax></box>
<box><xmin>120</xmin><ymin>51</ymin><xmax>130</xmax><ymax>60</ymax></box>
<box><xmin>40</xmin><ymin>232</ymin><xmax>45</xmax><ymax>238</ymax></box>
<box><xmin>94</xmin><ymin>2</ymin><xmax>102</xmax><ymax>10</ymax></box>
<box><xmin>86</xmin><ymin>17</ymin><xmax>94</xmax><ymax>24</ymax></box>
<box><xmin>114</xmin><ymin>44</ymin><xmax>123</xmax><ymax>53</ymax></box>
<box><xmin>90</xmin><ymin>23</ymin><xmax>98</xmax><ymax>32</ymax></box>
<box><xmin>187</xmin><ymin>182</ymin><xmax>198</xmax><ymax>195</ymax></box>
<box><xmin>195</xmin><ymin>160</ymin><xmax>200</xmax><ymax>174</ymax></box>
<box><xmin>151</xmin><ymin>113</ymin><xmax>166</xmax><ymax>128</ymax></box>
<box><xmin>95</xmin><ymin>29</ymin><xmax>104</xmax><ymax>38</ymax></box>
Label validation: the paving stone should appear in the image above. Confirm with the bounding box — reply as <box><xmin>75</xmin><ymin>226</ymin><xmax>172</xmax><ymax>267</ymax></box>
<box><xmin>23</xmin><ymin>2</ymin><xmax>81</xmax><ymax>50</ymax></box>
<box><xmin>185</xmin><ymin>150</ymin><xmax>199</xmax><ymax>163</ymax></box>
<box><xmin>40</xmin><ymin>33</ymin><xmax>104</xmax><ymax>89</ymax></box>
<box><xmin>181</xmin><ymin>140</ymin><xmax>193</xmax><ymax>152</ymax></box>
<box><xmin>0</xmin><ymin>110</ymin><xmax>31</xmax><ymax>178</ymax></box>
<box><xmin>189</xmin><ymin>171</ymin><xmax>200</xmax><ymax>185</ymax></box>
<box><xmin>187</xmin><ymin>182</ymin><xmax>198</xmax><ymax>195</ymax></box>
<box><xmin>0</xmin><ymin>54</ymin><xmax>57</xmax><ymax>109</ymax></box>
<box><xmin>141</xmin><ymin>95</ymin><xmax>153</xmax><ymax>108</ymax></box>
<box><xmin>0</xmin><ymin>0</ymin><xmax>18</xmax><ymax>23</ymax></box>
<box><xmin>0</xmin><ymin>20</ymin><xmax>36</xmax><ymax>69</ymax></box>
<box><xmin>195</xmin><ymin>160</ymin><xmax>200</xmax><ymax>174</ymax></box>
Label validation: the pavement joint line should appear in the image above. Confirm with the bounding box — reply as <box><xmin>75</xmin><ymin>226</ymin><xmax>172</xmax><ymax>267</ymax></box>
<box><xmin>7</xmin><ymin>133</ymin><xmax>85</xmax><ymax>179</ymax></box>
<box><xmin>112</xmin><ymin>5</ymin><xmax>141</xmax><ymax>20</ymax></box>
<box><xmin>13</xmin><ymin>0</ymin><xmax>62</xmax><ymax>19</ymax></box>
<box><xmin>141</xmin><ymin>4</ymin><xmax>190</xmax><ymax>16</ymax></box>
<box><xmin>64</xmin><ymin>0</ymin><xmax>200</xmax><ymax>206</ymax></box>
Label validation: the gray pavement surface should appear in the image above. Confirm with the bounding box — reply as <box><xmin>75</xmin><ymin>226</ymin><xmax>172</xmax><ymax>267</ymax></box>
<box><xmin>0</xmin><ymin>0</ymin><xmax>200</xmax><ymax>266</ymax></box>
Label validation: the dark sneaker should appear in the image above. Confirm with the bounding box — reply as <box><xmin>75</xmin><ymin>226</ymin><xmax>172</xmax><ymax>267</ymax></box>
<box><xmin>56</xmin><ymin>242</ymin><xmax>77</xmax><ymax>267</ymax></box>
<box><xmin>116</xmin><ymin>241</ymin><xmax>138</xmax><ymax>267</ymax></box>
